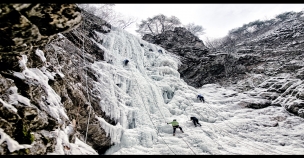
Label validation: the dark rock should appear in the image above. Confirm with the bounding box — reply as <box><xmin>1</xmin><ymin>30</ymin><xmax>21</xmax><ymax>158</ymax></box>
<box><xmin>0</xmin><ymin>3</ymin><xmax>82</xmax><ymax>155</ymax></box>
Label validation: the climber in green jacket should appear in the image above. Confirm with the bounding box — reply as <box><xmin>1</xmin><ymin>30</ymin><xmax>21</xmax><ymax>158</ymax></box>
<box><xmin>167</xmin><ymin>119</ymin><xmax>184</xmax><ymax>136</ymax></box>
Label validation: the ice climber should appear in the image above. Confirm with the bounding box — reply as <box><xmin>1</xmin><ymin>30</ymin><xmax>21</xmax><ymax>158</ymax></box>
<box><xmin>197</xmin><ymin>94</ymin><xmax>205</xmax><ymax>103</ymax></box>
<box><xmin>167</xmin><ymin>119</ymin><xmax>184</xmax><ymax>136</ymax></box>
<box><xmin>124</xmin><ymin>59</ymin><xmax>129</xmax><ymax>66</ymax></box>
<box><xmin>190</xmin><ymin>117</ymin><xmax>202</xmax><ymax>127</ymax></box>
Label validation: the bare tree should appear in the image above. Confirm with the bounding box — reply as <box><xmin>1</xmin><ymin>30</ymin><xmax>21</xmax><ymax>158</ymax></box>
<box><xmin>136</xmin><ymin>18</ymin><xmax>156</xmax><ymax>36</ymax></box>
<box><xmin>93</xmin><ymin>4</ymin><xmax>116</xmax><ymax>24</ymax></box>
<box><xmin>115</xmin><ymin>16</ymin><xmax>137</xmax><ymax>29</ymax></box>
<box><xmin>136</xmin><ymin>14</ymin><xmax>181</xmax><ymax>37</ymax></box>
<box><xmin>77</xmin><ymin>4</ymin><xmax>97</xmax><ymax>14</ymax></box>
<box><xmin>184</xmin><ymin>23</ymin><xmax>205</xmax><ymax>36</ymax></box>
<box><xmin>77</xmin><ymin>4</ymin><xmax>137</xmax><ymax>30</ymax></box>
<box><xmin>164</xmin><ymin>15</ymin><xmax>181</xmax><ymax>31</ymax></box>
<box><xmin>153</xmin><ymin>14</ymin><xmax>166</xmax><ymax>34</ymax></box>
<box><xmin>204</xmin><ymin>37</ymin><xmax>224</xmax><ymax>50</ymax></box>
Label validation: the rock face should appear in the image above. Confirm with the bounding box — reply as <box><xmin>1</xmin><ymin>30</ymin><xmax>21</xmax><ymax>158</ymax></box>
<box><xmin>0</xmin><ymin>3</ymin><xmax>86</xmax><ymax>155</ymax></box>
<box><xmin>53</xmin><ymin>9</ymin><xmax>115</xmax><ymax>154</ymax></box>
<box><xmin>143</xmin><ymin>27</ymin><xmax>208</xmax><ymax>58</ymax></box>
<box><xmin>143</xmin><ymin>27</ymin><xmax>210</xmax><ymax>87</ymax></box>
<box><xmin>0</xmin><ymin>4</ymin><xmax>82</xmax><ymax>72</ymax></box>
<box><xmin>220</xmin><ymin>11</ymin><xmax>304</xmax><ymax>117</ymax></box>
<box><xmin>0</xmin><ymin>4</ymin><xmax>126</xmax><ymax>155</ymax></box>
<box><xmin>142</xmin><ymin>27</ymin><xmax>258</xmax><ymax>88</ymax></box>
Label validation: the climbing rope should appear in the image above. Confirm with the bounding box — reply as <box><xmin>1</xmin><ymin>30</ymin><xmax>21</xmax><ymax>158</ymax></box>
<box><xmin>148</xmin><ymin>86</ymin><xmax>197</xmax><ymax>155</ymax></box>
<box><xmin>75</xmin><ymin>32</ymin><xmax>82</xmax><ymax>132</ymax></box>
<box><xmin>194</xmin><ymin>119</ymin><xmax>239</xmax><ymax>155</ymax></box>
<box><xmin>180</xmin><ymin>137</ymin><xmax>197</xmax><ymax>155</ymax></box>
<box><xmin>124</xmin><ymin>47</ymin><xmax>198</xmax><ymax>154</ymax></box>
<box><xmin>130</xmin><ymin>74</ymin><xmax>176</xmax><ymax>155</ymax></box>
<box><xmin>78</xmin><ymin>22</ymin><xmax>93</xmax><ymax>143</ymax></box>
<box><xmin>148</xmin><ymin>86</ymin><xmax>166</xmax><ymax>120</ymax></box>
<box><xmin>130</xmin><ymin>69</ymin><xmax>197</xmax><ymax>155</ymax></box>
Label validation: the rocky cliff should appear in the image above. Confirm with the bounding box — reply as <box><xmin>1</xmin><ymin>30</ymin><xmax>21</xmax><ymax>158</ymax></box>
<box><xmin>142</xmin><ymin>27</ymin><xmax>251</xmax><ymax>88</ymax></box>
<box><xmin>142</xmin><ymin>11</ymin><xmax>304</xmax><ymax>118</ymax></box>
<box><xmin>222</xmin><ymin>11</ymin><xmax>304</xmax><ymax>118</ymax></box>
<box><xmin>0</xmin><ymin>4</ymin><xmax>115</xmax><ymax>155</ymax></box>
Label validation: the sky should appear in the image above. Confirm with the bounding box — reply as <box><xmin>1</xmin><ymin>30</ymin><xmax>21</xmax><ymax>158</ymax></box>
<box><xmin>2</xmin><ymin>22</ymin><xmax>304</xmax><ymax>154</ymax></box>
<box><xmin>112</xmin><ymin>4</ymin><xmax>304</xmax><ymax>42</ymax></box>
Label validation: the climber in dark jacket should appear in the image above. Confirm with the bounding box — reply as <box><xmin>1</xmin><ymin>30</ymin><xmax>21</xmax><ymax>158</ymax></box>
<box><xmin>197</xmin><ymin>94</ymin><xmax>205</xmax><ymax>103</ymax></box>
<box><xmin>190</xmin><ymin>117</ymin><xmax>201</xmax><ymax>127</ymax></box>
<box><xmin>124</xmin><ymin>59</ymin><xmax>129</xmax><ymax>66</ymax></box>
<box><xmin>167</xmin><ymin>119</ymin><xmax>184</xmax><ymax>136</ymax></box>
